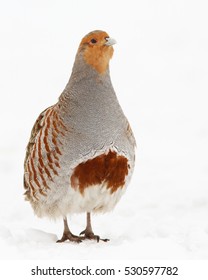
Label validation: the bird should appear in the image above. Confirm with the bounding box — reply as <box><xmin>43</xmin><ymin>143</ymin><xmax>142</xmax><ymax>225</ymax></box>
<box><xmin>24</xmin><ymin>30</ymin><xmax>136</xmax><ymax>243</ymax></box>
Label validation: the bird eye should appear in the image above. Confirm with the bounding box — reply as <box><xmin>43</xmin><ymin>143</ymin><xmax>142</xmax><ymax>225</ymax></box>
<box><xmin>90</xmin><ymin>38</ymin><xmax>97</xmax><ymax>44</ymax></box>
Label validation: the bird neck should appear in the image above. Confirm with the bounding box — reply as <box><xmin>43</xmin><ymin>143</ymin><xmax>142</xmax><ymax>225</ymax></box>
<box><xmin>59</xmin><ymin>53</ymin><xmax>113</xmax><ymax>106</ymax></box>
<box><xmin>57</xmin><ymin>53</ymin><xmax>121</xmax><ymax>129</ymax></box>
<box><xmin>71</xmin><ymin>51</ymin><xmax>111</xmax><ymax>80</ymax></box>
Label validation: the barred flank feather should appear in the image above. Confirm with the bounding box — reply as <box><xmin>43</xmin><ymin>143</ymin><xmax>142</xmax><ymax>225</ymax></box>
<box><xmin>23</xmin><ymin>105</ymin><xmax>68</xmax><ymax>200</ymax></box>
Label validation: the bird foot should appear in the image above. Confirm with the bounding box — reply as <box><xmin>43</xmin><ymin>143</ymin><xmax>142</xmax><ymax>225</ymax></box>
<box><xmin>80</xmin><ymin>229</ymin><xmax>109</xmax><ymax>243</ymax></box>
<box><xmin>57</xmin><ymin>231</ymin><xmax>84</xmax><ymax>243</ymax></box>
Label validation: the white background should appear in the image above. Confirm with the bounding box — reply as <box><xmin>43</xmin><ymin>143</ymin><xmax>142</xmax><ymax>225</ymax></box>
<box><xmin>0</xmin><ymin>0</ymin><xmax>208</xmax><ymax>262</ymax></box>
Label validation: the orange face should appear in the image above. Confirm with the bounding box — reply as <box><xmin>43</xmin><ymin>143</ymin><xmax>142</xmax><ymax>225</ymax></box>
<box><xmin>78</xmin><ymin>31</ymin><xmax>115</xmax><ymax>74</ymax></box>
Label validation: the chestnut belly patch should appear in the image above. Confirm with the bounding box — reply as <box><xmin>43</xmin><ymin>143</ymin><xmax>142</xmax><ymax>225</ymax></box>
<box><xmin>70</xmin><ymin>150</ymin><xmax>129</xmax><ymax>194</ymax></box>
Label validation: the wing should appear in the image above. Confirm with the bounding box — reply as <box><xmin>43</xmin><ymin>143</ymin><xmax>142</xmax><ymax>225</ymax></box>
<box><xmin>23</xmin><ymin>106</ymin><xmax>54</xmax><ymax>196</ymax></box>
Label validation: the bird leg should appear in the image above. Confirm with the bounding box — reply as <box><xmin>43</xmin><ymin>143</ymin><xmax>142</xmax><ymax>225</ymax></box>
<box><xmin>80</xmin><ymin>212</ymin><xmax>109</xmax><ymax>242</ymax></box>
<box><xmin>57</xmin><ymin>217</ymin><xmax>84</xmax><ymax>243</ymax></box>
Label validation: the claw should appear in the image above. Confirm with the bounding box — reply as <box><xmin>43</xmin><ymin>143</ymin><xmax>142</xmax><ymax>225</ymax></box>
<box><xmin>101</xmin><ymin>238</ymin><xmax>110</xmax><ymax>242</ymax></box>
<box><xmin>79</xmin><ymin>230</ymin><xmax>85</xmax><ymax>236</ymax></box>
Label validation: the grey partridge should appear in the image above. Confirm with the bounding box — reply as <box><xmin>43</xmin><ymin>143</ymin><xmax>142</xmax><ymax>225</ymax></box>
<box><xmin>24</xmin><ymin>30</ymin><xmax>136</xmax><ymax>243</ymax></box>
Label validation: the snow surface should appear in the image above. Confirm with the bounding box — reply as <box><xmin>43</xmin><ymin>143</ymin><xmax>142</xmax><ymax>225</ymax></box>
<box><xmin>0</xmin><ymin>0</ymin><xmax>208</xmax><ymax>260</ymax></box>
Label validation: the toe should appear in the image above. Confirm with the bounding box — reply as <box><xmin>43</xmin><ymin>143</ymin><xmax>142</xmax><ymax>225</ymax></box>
<box><xmin>57</xmin><ymin>233</ymin><xmax>83</xmax><ymax>243</ymax></box>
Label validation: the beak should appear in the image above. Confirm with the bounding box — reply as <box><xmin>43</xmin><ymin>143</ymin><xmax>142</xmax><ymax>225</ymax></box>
<box><xmin>105</xmin><ymin>37</ymin><xmax>117</xmax><ymax>46</ymax></box>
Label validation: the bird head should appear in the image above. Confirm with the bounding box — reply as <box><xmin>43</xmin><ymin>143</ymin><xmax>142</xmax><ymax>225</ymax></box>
<box><xmin>77</xmin><ymin>30</ymin><xmax>116</xmax><ymax>75</ymax></box>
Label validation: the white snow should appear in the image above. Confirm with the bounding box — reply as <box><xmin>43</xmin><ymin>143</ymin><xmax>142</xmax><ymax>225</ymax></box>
<box><xmin>0</xmin><ymin>0</ymin><xmax>208</xmax><ymax>260</ymax></box>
